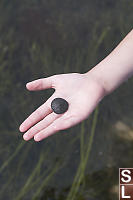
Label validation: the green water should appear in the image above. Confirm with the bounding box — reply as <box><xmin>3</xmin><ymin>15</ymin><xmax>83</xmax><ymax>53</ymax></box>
<box><xmin>0</xmin><ymin>0</ymin><xmax>133</xmax><ymax>199</ymax></box>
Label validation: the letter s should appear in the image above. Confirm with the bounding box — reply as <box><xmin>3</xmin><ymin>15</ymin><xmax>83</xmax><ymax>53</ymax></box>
<box><xmin>121</xmin><ymin>170</ymin><xmax>131</xmax><ymax>183</ymax></box>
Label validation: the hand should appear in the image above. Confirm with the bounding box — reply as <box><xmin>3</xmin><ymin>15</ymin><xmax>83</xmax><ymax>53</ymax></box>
<box><xmin>19</xmin><ymin>72</ymin><xmax>105</xmax><ymax>142</ymax></box>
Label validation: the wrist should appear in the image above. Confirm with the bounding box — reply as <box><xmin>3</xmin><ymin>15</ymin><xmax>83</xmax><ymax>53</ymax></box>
<box><xmin>83</xmin><ymin>67</ymin><xmax>108</xmax><ymax>97</ymax></box>
<box><xmin>84</xmin><ymin>29</ymin><xmax>133</xmax><ymax>96</ymax></box>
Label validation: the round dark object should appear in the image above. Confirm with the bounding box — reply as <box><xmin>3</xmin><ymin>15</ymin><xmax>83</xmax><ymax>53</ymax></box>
<box><xmin>51</xmin><ymin>98</ymin><xmax>69</xmax><ymax>114</ymax></box>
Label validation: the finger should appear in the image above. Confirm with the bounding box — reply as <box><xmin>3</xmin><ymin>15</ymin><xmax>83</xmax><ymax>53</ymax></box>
<box><xmin>26</xmin><ymin>75</ymin><xmax>56</xmax><ymax>91</ymax></box>
<box><xmin>34</xmin><ymin>114</ymin><xmax>79</xmax><ymax>142</ymax></box>
<box><xmin>19</xmin><ymin>96</ymin><xmax>54</xmax><ymax>132</ymax></box>
<box><xmin>23</xmin><ymin>112</ymin><xmax>61</xmax><ymax>141</ymax></box>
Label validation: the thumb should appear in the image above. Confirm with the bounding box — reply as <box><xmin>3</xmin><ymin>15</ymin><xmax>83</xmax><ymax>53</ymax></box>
<box><xmin>26</xmin><ymin>75</ymin><xmax>56</xmax><ymax>91</ymax></box>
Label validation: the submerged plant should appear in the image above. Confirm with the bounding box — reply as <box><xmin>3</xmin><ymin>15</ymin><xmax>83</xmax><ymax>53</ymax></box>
<box><xmin>66</xmin><ymin>107</ymin><xmax>99</xmax><ymax>200</ymax></box>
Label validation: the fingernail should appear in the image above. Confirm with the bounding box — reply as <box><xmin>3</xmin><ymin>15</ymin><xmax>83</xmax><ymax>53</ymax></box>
<box><xmin>26</xmin><ymin>82</ymin><xmax>30</xmax><ymax>86</ymax></box>
<box><xmin>19</xmin><ymin>125</ymin><xmax>24</xmax><ymax>132</ymax></box>
<box><xmin>34</xmin><ymin>135</ymin><xmax>40</xmax><ymax>142</ymax></box>
<box><xmin>23</xmin><ymin>134</ymin><xmax>29</xmax><ymax>141</ymax></box>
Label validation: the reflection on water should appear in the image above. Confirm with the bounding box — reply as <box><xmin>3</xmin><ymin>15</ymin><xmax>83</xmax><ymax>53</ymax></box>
<box><xmin>0</xmin><ymin>0</ymin><xmax>133</xmax><ymax>199</ymax></box>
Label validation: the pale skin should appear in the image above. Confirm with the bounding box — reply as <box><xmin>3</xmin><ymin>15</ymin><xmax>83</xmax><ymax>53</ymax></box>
<box><xmin>19</xmin><ymin>29</ymin><xmax>133</xmax><ymax>142</ymax></box>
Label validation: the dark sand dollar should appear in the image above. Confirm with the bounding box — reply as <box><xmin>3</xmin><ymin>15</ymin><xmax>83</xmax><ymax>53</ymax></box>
<box><xmin>51</xmin><ymin>98</ymin><xmax>69</xmax><ymax>114</ymax></box>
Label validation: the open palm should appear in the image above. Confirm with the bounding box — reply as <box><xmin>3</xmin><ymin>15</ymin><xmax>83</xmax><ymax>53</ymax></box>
<box><xmin>19</xmin><ymin>72</ymin><xmax>105</xmax><ymax>142</ymax></box>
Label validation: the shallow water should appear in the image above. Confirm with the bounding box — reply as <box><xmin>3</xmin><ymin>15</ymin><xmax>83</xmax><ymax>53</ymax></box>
<box><xmin>0</xmin><ymin>1</ymin><xmax>133</xmax><ymax>199</ymax></box>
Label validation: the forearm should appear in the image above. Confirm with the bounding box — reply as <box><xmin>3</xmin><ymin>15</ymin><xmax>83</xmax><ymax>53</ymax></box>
<box><xmin>85</xmin><ymin>29</ymin><xmax>133</xmax><ymax>95</ymax></box>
